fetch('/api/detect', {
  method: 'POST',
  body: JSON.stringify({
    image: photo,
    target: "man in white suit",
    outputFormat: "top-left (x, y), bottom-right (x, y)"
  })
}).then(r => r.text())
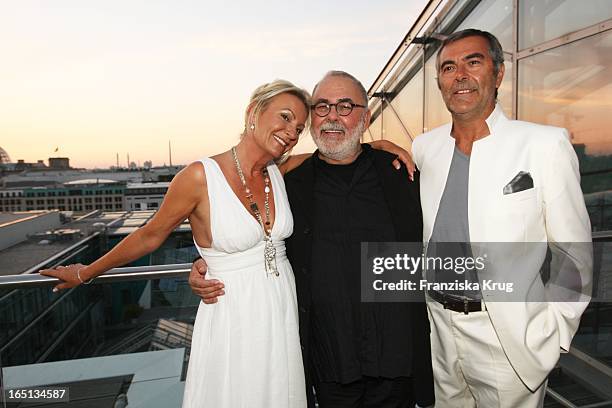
top-left (411, 29), bottom-right (592, 407)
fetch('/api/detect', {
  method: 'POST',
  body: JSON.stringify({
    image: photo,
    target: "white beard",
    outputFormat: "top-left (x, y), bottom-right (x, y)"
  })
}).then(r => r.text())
top-left (311, 118), bottom-right (364, 161)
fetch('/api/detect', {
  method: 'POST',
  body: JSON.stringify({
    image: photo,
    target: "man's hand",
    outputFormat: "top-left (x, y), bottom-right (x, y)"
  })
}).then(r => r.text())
top-left (189, 258), bottom-right (225, 303)
top-left (369, 139), bottom-right (416, 180)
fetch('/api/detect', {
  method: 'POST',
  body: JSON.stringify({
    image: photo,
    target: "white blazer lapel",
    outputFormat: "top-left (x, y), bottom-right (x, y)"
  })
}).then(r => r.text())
top-left (416, 128), bottom-right (455, 243)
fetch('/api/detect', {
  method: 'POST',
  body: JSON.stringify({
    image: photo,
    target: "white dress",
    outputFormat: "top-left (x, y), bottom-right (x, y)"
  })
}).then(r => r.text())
top-left (182, 158), bottom-right (306, 408)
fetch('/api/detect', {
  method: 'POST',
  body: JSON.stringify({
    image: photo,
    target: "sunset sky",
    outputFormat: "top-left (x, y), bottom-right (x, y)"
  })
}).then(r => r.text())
top-left (1, 0), bottom-right (428, 169)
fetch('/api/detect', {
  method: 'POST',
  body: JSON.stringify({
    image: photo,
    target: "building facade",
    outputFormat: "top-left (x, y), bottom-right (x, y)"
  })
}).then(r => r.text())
top-left (0, 181), bottom-right (173, 213)
top-left (367, 0), bottom-right (612, 231)
top-left (48, 157), bottom-right (70, 169)
top-left (124, 182), bottom-right (170, 211)
top-left (0, 189), bottom-right (24, 212)
top-left (0, 181), bottom-right (125, 212)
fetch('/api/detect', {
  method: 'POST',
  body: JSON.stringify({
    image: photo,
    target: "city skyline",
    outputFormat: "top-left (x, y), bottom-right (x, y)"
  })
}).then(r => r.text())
top-left (1, 0), bottom-right (428, 169)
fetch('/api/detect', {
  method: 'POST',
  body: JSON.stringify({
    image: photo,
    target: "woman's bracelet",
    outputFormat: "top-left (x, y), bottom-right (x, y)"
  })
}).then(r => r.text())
top-left (77, 267), bottom-right (94, 285)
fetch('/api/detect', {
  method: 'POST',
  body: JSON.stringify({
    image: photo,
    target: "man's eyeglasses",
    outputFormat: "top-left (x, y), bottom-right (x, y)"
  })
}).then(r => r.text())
top-left (311, 101), bottom-right (366, 117)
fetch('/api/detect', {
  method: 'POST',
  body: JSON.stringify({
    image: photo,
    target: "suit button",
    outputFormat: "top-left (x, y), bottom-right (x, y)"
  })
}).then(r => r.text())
top-left (303, 227), bottom-right (311, 235)
top-left (299, 307), bottom-right (308, 313)
top-left (301, 267), bottom-right (308, 275)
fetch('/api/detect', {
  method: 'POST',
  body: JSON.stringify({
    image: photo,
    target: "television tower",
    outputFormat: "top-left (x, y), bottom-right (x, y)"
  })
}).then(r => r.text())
top-left (168, 140), bottom-right (173, 167)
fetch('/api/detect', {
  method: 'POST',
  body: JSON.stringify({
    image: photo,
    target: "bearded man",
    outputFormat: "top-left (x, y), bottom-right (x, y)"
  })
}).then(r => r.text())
top-left (282, 71), bottom-right (433, 408)
top-left (190, 71), bottom-right (434, 408)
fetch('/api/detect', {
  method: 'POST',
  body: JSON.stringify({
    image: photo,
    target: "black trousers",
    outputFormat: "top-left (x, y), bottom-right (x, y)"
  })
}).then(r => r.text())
top-left (314, 376), bottom-right (415, 408)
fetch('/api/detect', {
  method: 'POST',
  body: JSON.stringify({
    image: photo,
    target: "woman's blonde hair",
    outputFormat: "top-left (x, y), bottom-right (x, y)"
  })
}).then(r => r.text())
top-left (243, 80), bottom-right (311, 163)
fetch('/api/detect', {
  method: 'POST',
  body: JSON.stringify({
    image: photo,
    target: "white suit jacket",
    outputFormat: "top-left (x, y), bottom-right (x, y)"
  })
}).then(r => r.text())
top-left (412, 104), bottom-right (592, 390)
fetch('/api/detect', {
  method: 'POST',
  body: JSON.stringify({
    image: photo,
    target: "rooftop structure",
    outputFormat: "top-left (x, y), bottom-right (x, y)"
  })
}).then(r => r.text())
top-left (0, 210), bottom-right (124, 275)
top-left (1, 166), bottom-right (182, 188)
top-left (0, 210), bottom-right (62, 254)
top-left (0, 211), bottom-right (41, 226)
top-left (64, 178), bottom-right (120, 185)
top-left (48, 157), bottom-right (70, 169)
top-left (0, 209), bottom-right (192, 275)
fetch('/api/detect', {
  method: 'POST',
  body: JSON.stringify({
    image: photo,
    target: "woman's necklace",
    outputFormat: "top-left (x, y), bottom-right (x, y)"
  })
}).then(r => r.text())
top-left (231, 146), bottom-right (278, 276)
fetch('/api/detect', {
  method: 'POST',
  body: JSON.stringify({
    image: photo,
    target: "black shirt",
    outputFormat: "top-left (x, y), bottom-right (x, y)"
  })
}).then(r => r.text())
top-left (309, 145), bottom-right (414, 383)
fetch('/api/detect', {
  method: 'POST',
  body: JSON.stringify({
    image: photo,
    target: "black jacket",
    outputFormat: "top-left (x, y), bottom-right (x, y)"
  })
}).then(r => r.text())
top-left (284, 147), bottom-right (435, 407)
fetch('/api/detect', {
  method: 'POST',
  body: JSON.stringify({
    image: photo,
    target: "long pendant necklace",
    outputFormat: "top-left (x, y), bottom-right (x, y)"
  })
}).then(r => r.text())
top-left (231, 146), bottom-right (279, 277)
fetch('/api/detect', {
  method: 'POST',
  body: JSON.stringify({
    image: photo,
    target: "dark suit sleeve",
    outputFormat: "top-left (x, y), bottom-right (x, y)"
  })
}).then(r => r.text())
top-left (283, 165), bottom-right (317, 407)
top-left (407, 172), bottom-right (434, 406)
top-left (412, 302), bottom-right (435, 406)
top-left (372, 152), bottom-right (434, 405)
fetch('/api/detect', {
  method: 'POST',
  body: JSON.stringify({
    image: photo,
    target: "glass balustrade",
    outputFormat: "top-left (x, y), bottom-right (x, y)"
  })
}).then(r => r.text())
top-left (1, 267), bottom-right (198, 407)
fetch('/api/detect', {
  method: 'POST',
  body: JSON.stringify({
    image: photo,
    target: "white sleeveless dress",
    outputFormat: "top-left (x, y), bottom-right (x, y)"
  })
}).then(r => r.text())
top-left (181, 158), bottom-right (306, 408)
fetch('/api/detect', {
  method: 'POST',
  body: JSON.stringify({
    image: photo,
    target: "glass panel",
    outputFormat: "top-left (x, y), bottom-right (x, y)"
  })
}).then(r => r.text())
top-left (1, 275), bottom-right (199, 407)
top-left (518, 31), bottom-right (612, 392)
top-left (381, 102), bottom-right (412, 152)
top-left (456, 0), bottom-right (513, 51)
top-left (391, 67), bottom-right (424, 139)
top-left (367, 113), bottom-right (383, 141)
top-left (424, 55), bottom-right (451, 132)
top-left (520, 0), bottom-right (612, 49)
top-left (518, 30), bottom-right (612, 222)
top-left (498, 59), bottom-right (513, 118)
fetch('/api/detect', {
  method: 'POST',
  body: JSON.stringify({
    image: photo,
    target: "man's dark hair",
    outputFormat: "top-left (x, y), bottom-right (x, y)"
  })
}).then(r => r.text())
top-left (436, 29), bottom-right (504, 75)
top-left (436, 29), bottom-right (505, 98)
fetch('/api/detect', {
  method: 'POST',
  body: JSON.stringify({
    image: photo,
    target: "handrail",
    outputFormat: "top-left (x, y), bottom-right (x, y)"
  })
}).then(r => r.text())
top-left (0, 263), bottom-right (192, 289)
top-left (593, 231), bottom-right (612, 240)
top-left (545, 388), bottom-right (577, 407)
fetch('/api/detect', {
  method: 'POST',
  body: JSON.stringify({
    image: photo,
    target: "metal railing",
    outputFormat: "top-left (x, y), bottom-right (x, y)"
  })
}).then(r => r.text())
top-left (0, 264), bottom-right (191, 290)
top-left (0, 263), bottom-right (195, 408)
top-left (2, 263), bottom-right (612, 407)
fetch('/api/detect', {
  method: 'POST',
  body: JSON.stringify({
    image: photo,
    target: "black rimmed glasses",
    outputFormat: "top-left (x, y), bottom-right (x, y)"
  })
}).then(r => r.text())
top-left (311, 101), bottom-right (366, 117)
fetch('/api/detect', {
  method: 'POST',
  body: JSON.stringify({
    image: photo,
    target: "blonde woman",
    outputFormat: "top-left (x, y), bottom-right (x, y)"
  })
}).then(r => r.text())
top-left (42, 80), bottom-right (312, 407)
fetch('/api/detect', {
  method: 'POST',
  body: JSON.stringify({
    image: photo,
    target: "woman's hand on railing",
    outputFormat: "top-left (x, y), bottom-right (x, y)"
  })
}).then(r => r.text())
top-left (40, 263), bottom-right (88, 292)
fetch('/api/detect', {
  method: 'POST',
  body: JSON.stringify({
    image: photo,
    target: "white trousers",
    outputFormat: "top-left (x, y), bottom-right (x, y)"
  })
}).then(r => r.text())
top-left (427, 299), bottom-right (547, 408)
